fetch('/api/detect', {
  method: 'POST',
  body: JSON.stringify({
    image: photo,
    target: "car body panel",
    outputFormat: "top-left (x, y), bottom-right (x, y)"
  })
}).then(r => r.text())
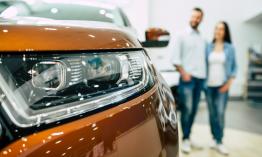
top-left (0, 7), bottom-right (179, 156)
top-left (0, 22), bottom-right (141, 52)
top-left (0, 85), bottom-right (178, 157)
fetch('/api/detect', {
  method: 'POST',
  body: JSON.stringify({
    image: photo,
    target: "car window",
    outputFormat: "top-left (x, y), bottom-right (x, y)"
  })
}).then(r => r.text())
top-left (0, 1), bottom-right (126, 26)
top-left (119, 8), bottom-right (132, 27)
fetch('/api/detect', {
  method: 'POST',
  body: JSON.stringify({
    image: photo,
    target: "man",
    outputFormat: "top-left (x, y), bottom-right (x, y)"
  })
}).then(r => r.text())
top-left (172, 8), bottom-right (206, 153)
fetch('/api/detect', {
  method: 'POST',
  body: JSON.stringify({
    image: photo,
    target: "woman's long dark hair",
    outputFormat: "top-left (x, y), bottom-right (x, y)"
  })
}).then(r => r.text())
top-left (213, 21), bottom-right (232, 44)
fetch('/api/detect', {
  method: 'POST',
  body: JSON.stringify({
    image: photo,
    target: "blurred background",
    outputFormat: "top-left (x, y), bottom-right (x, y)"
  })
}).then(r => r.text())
top-left (1, 0), bottom-right (262, 156)
top-left (117, 0), bottom-right (262, 98)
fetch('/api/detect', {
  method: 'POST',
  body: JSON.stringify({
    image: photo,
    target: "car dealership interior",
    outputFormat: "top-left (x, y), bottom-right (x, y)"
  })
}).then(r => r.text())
top-left (0, 0), bottom-right (262, 157)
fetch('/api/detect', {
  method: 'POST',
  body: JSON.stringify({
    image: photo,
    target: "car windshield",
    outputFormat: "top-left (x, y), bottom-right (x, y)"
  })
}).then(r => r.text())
top-left (0, 0), bottom-right (125, 26)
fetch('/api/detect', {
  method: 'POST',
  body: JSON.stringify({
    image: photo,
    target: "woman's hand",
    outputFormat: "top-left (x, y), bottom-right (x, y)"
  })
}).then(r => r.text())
top-left (219, 79), bottom-right (234, 93)
top-left (219, 83), bottom-right (230, 93)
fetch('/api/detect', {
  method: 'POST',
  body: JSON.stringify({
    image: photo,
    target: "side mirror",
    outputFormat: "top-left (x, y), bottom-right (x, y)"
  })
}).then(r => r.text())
top-left (141, 28), bottom-right (170, 48)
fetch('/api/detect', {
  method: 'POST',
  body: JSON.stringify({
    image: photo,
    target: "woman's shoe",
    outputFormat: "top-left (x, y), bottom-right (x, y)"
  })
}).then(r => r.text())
top-left (216, 144), bottom-right (229, 155)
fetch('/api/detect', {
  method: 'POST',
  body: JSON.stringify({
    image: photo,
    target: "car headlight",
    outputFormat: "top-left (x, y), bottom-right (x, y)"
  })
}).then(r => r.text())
top-left (0, 51), bottom-right (154, 128)
top-left (0, 122), bottom-right (2, 137)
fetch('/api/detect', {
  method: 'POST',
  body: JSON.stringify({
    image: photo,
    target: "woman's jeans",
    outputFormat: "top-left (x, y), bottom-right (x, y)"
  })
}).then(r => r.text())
top-left (179, 77), bottom-right (205, 140)
top-left (206, 86), bottom-right (229, 144)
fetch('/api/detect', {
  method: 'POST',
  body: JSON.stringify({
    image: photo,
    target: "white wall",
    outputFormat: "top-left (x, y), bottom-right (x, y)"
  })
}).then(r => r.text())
top-left (118, 0), bottom-right (149, 40)
top-left (149, 0), bottom-right (262, 97)
top-left (100, 0), bottom-right (149, 40)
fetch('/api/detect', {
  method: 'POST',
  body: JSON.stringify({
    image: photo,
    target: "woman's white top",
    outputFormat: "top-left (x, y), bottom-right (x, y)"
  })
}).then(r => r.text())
top-left (207, 51), bottom-right (226, 87)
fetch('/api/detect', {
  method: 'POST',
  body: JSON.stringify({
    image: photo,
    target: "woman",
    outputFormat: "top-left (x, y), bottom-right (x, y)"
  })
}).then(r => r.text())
top-left (206, 21), bottom-right (237, 155)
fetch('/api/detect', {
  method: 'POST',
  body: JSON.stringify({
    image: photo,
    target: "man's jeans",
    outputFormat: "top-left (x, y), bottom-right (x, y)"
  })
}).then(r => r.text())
top-left (206, 87), bottom-right (229, 144)
top-left (179, 77), bottom-right (205, 140)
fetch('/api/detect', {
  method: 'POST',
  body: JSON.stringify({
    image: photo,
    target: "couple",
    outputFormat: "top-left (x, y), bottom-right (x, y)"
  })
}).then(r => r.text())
top-left (172, 8), bottom-right (237, 155)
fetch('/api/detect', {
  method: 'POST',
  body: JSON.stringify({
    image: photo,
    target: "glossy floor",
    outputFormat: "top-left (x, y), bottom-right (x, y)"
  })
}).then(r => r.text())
top-left (179, 100), bottom-right (262, 157)
top-left (180, 124), bottom-right (262, 157)
top-left (195, 100), bottom-right (262, 134)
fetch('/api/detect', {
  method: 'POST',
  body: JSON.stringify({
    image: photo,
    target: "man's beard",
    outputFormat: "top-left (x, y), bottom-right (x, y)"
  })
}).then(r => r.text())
top-left (190, 22), bottom-right (199, 30)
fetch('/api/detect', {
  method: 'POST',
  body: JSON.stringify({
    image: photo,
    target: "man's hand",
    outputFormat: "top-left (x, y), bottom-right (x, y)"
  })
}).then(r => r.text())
top-left (175, 65), bottom-right (192, 82)
top-left (181, 72), bottom-right (192, 82)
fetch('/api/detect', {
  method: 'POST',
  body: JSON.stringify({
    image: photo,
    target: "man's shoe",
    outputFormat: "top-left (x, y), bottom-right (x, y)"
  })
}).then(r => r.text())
top-left (216, 144), bottom-right (229, 156)
top-left (191, 140), bottom-right (204, 150)
top-left (181, 139), bottom-right (191, 154)
top-left (210, 139), bottom-right (216, 149)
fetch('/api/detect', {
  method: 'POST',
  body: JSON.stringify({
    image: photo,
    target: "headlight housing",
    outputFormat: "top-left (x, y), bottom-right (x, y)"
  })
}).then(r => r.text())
top-left (0, 51), bottom-right (154, 128)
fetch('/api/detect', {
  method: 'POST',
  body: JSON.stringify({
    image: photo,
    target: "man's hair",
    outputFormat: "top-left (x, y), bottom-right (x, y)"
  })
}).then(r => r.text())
top-left (193, 7), bottom-right (204, 16)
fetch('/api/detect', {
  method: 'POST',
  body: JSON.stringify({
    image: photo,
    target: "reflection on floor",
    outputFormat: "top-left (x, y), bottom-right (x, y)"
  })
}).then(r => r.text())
top-left (178, 100), bottom-right (262, 157)
top-left (180, 124), bottom-right (262, 157)
top-left (195, 100), bottom-right (262, 134)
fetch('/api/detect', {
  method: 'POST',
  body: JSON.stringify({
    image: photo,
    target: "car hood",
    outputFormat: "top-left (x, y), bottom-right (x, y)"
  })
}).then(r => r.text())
top-left (0, 17), bottom-right (142, 52)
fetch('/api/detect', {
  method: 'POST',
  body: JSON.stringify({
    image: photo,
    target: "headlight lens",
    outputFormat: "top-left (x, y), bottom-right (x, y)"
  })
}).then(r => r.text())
top-left (32, 61), bottom-right (67, 90)
top-left (0, 51), bottom-right (154, 128)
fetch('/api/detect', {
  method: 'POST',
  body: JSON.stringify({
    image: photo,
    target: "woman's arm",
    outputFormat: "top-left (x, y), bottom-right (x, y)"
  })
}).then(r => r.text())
top-left (230, 46), bottom-right (237, 78)
top-left (219, 45), bottom-right (237, 93)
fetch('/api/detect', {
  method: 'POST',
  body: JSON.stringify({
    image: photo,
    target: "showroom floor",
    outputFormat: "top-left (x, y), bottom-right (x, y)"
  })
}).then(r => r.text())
top-left (196, 100), bottom-right (262, 134)
top-left (178, 100), bottom-right (262, 157)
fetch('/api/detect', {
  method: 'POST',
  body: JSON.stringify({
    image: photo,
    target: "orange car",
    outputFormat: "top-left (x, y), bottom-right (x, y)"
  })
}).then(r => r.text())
top-left (0, 1), bottom-right (179, 157)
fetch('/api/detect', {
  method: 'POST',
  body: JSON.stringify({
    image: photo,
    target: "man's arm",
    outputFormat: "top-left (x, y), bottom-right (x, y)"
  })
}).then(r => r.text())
top-left (172, 35), bottom-right (191, 82)
top-left (175, 65), bottom-right (191, 82)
